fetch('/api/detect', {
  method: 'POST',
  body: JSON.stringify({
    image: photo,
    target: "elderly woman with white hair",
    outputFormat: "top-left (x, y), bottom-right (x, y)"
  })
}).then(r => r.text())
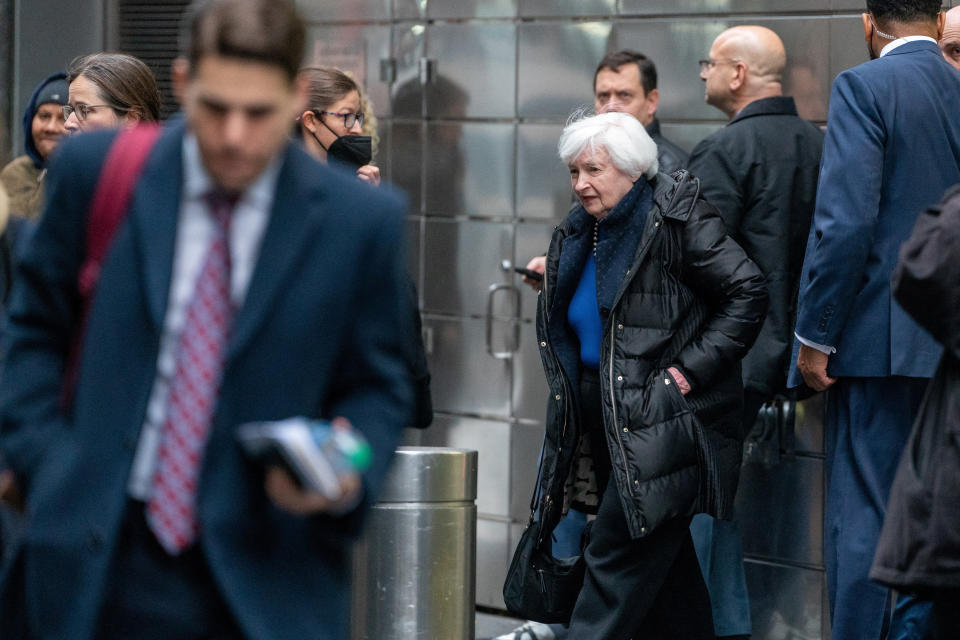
top-left (521, 111), bottom-right (768, 638)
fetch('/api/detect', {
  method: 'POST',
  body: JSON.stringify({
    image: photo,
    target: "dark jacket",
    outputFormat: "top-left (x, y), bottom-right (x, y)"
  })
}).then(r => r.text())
top-left (870, 184), bottom-right (960, 594)
top-left (688, 96), bottom-right (823, 397)
top-left (0, 123), bottom-right (412, 640)
top-left (646, 118), bottom-right (688, 174)
top-left (534, 170), bottom-right (767, 540)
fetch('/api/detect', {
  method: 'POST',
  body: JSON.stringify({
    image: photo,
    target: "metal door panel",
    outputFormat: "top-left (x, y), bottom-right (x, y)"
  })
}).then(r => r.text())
top-left (744, 560), bottom-right (825, 640)
top-left (391, 23), bottom-right (426, 119)
top-left (619, 0), bottom-right (830, 13)
top-left (295, 0), bottom-right (389, 23)
top-left (305, 24), bottom-right (392, 118)
top-left (517, 22), bottom-right (612, 118)
top-left (393, 0), bottom-right (426, 20)
top-left (612, 19), bottom-right (728, 122)
top-left (389, 122), bottom-right (423, 214)
top-left (425, 23), bottom-right (516, 118)
top-left (613, 17), bottom-right (834, 123)
top-left (405, 216), bottom-right (422, 292)
top-left (424, 123), bottom-right (515, 218)
top-left (830, 16), bottom-right (870, 80)
top-left (512, 321), bottom-right (550, 425)
top-left (477, 519), bottom-right (511, 608)
top-left (428, 0), bottom-right (517, 19)
top-left (509, 422), bottom-right (545, 521)
top-left (422, 219), bottom-right (513, 316)
top-left (515, 222), bottom-right (554, 319)
top-left (521, 0), bottom-right (615, 17)
top-left (794, 393), bottom-right (825, 455)
top-left (422, 316), bottom-right (512, 417)
top-left (658, 123), bottom-right (723, 158)
top-left (416, 415), bottom-right (512, 517)
top-left (737, 455), bottom-right (824, 566)
top-left (375, 119), bottom-right (391, 183)
top-left (517, 124), bottom-right (571, 220)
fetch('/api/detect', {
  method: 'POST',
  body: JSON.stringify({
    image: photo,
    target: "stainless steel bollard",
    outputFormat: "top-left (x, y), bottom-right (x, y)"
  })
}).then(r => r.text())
top-left (351, 447), bottom-right (478, 640)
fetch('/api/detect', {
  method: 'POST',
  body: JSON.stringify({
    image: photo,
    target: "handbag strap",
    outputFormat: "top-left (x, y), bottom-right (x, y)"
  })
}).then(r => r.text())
top-left (78, 124), bottom-right (162, 298)
top-left (61, 124), bottom-right (162, 407)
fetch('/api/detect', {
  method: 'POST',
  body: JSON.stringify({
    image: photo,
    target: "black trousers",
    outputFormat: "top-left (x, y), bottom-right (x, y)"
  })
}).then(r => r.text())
top-left (566, 369), bottom-right (715, 640)
top-left (95, 501), bottom-right (244, 640)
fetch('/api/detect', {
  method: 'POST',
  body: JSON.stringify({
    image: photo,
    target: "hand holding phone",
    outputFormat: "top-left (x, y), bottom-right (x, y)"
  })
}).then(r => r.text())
top-left (513, 266), bottom-right (543, 282)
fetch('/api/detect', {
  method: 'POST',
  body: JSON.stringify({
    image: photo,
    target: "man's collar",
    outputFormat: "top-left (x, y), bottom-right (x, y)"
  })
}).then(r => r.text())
top-left (181, 133), bottom-right (283, 209)
top-left (880, 35), bottom-right (938, 57)
top-left (729, 96), bottom-right (798, 125)
top-left (645, 117), bottom-right (661, 138)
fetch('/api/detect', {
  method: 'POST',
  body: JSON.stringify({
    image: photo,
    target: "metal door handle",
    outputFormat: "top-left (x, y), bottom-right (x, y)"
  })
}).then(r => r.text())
top-left (418, 58), bottom-right (435, 85)
top-left (486, 283), bottom-right (521, 359)
top-left (379, 58), bottom-right (397, 84)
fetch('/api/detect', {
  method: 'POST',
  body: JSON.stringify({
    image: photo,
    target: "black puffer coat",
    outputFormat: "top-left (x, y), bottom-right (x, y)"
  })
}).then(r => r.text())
top-left (534, 170), bottom-right (767, 540)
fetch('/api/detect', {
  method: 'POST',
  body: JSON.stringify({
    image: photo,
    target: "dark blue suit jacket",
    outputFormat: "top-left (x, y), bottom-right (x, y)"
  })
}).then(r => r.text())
top-left (0, 122), bottom-right (412, 639)
top-left (791, 41), bottom-right (960, 382)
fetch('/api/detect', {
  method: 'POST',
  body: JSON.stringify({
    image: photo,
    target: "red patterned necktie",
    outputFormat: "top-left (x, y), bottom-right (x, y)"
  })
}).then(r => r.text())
top-left (147, 192), bottom-right (236, 555)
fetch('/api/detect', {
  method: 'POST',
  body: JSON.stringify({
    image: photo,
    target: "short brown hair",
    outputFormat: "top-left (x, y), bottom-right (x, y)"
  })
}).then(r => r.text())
top-left (594, 50), bottom-right (658, 96)
top-left (67, 53), bottom-right (162, 122)
top-left (182, 0), bottom-right (305, 80)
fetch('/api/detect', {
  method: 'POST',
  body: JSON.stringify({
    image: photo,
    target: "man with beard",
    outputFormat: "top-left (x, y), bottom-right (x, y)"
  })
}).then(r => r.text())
top-left (790, 1), bottom-right (960, 639)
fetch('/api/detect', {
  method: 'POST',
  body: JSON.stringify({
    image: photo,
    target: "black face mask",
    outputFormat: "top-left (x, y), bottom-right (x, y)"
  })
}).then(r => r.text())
top-left (311, 118), bottom-right (373, 169)
top-left (327, 135), bottom-right (372, 169)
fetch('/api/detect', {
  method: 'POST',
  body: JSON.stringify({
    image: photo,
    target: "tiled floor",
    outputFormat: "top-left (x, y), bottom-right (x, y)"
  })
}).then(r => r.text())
top-left (475, 610), bottom-right (527, 639)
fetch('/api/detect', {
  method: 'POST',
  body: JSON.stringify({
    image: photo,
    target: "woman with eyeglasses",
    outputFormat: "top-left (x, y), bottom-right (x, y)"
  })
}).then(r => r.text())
top-left (63, 53), bottom-right (161, 134)
top-left (296, 65), bottom-right (431, 431)
top-left (297, 66), bottom-right (380, 186)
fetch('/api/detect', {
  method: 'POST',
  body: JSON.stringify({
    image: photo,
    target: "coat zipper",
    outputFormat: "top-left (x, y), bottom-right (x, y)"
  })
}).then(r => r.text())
top-left (608, 312), bottom-right (635, 505)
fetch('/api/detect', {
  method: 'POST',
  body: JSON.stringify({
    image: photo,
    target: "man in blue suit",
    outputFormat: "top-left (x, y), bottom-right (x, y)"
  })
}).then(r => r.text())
top-left (791, 1), bottom-right (960, 638)
top-left (0, 0), bottom-right (411, 638)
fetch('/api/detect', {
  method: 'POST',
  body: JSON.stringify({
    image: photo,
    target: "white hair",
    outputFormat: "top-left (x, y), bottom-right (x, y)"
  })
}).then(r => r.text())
top-left (557, 111), bottom-right (659, 180)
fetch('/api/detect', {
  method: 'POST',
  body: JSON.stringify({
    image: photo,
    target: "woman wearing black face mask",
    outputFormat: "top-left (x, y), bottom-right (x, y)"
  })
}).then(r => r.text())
top-left (297, 66), bottom-right (379, 186)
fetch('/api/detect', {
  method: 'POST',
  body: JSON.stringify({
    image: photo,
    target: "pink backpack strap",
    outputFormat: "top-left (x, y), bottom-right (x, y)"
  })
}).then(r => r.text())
top-left (78, 124), bottom-right (163, 298)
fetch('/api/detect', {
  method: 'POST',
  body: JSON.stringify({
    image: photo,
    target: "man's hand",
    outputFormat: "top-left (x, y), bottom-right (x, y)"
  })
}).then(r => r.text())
top-left (522, 256), bottom-right (546, 292)
top-left (797, 344), bottom-right (837, 391)
top-left (357, 164), bottom-right (381, 187)
top-left (265, 466), bottom-right (362, 515)
top-left (0, 469), bottom-right (24, 513)
top-left (263, 417), bottom-right (364, 516)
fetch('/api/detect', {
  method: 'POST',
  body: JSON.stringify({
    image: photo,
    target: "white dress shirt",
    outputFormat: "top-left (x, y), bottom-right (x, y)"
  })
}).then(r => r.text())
top-left (128, 133), bottom-right (281, 499)
top-left (795, 35), bottom-right (937, 356)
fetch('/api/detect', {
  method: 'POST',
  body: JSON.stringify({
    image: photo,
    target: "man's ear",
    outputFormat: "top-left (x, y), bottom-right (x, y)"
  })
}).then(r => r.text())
top-left (862, 13), bottom-right (872, 43)
top-left (937, 10), bottom-right (946, 41)
top-left (171, 57), bottom-right (191, 106)
top-left (292, 72), bottom-right (309, 120)
top-left (730, 61), bottom-right (747, 91)
top-left (645, 88), bottom-right (660, 119)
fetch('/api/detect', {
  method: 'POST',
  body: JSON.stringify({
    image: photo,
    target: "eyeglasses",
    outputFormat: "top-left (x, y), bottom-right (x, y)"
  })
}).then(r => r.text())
top-left (62, 103), bottom-right (127, 121)
top-left (316, 110), bottom-right (364, 129)
top-left (698, 58), bottom-right (740, 72)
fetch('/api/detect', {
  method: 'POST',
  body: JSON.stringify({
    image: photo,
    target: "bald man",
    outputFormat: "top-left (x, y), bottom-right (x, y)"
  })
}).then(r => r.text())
top-left (686, 26), bottom-right (824, 640)
top-left (941, 6), bottom-right (960, 70)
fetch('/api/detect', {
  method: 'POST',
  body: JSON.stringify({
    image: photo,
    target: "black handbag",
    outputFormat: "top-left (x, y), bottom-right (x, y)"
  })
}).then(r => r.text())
top-left (502, 516), bottom-right (588, 624)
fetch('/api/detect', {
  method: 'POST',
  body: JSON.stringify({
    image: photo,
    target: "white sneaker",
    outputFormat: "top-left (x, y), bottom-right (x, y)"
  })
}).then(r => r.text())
top-left (493, 621), bottom-right (556, 640)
